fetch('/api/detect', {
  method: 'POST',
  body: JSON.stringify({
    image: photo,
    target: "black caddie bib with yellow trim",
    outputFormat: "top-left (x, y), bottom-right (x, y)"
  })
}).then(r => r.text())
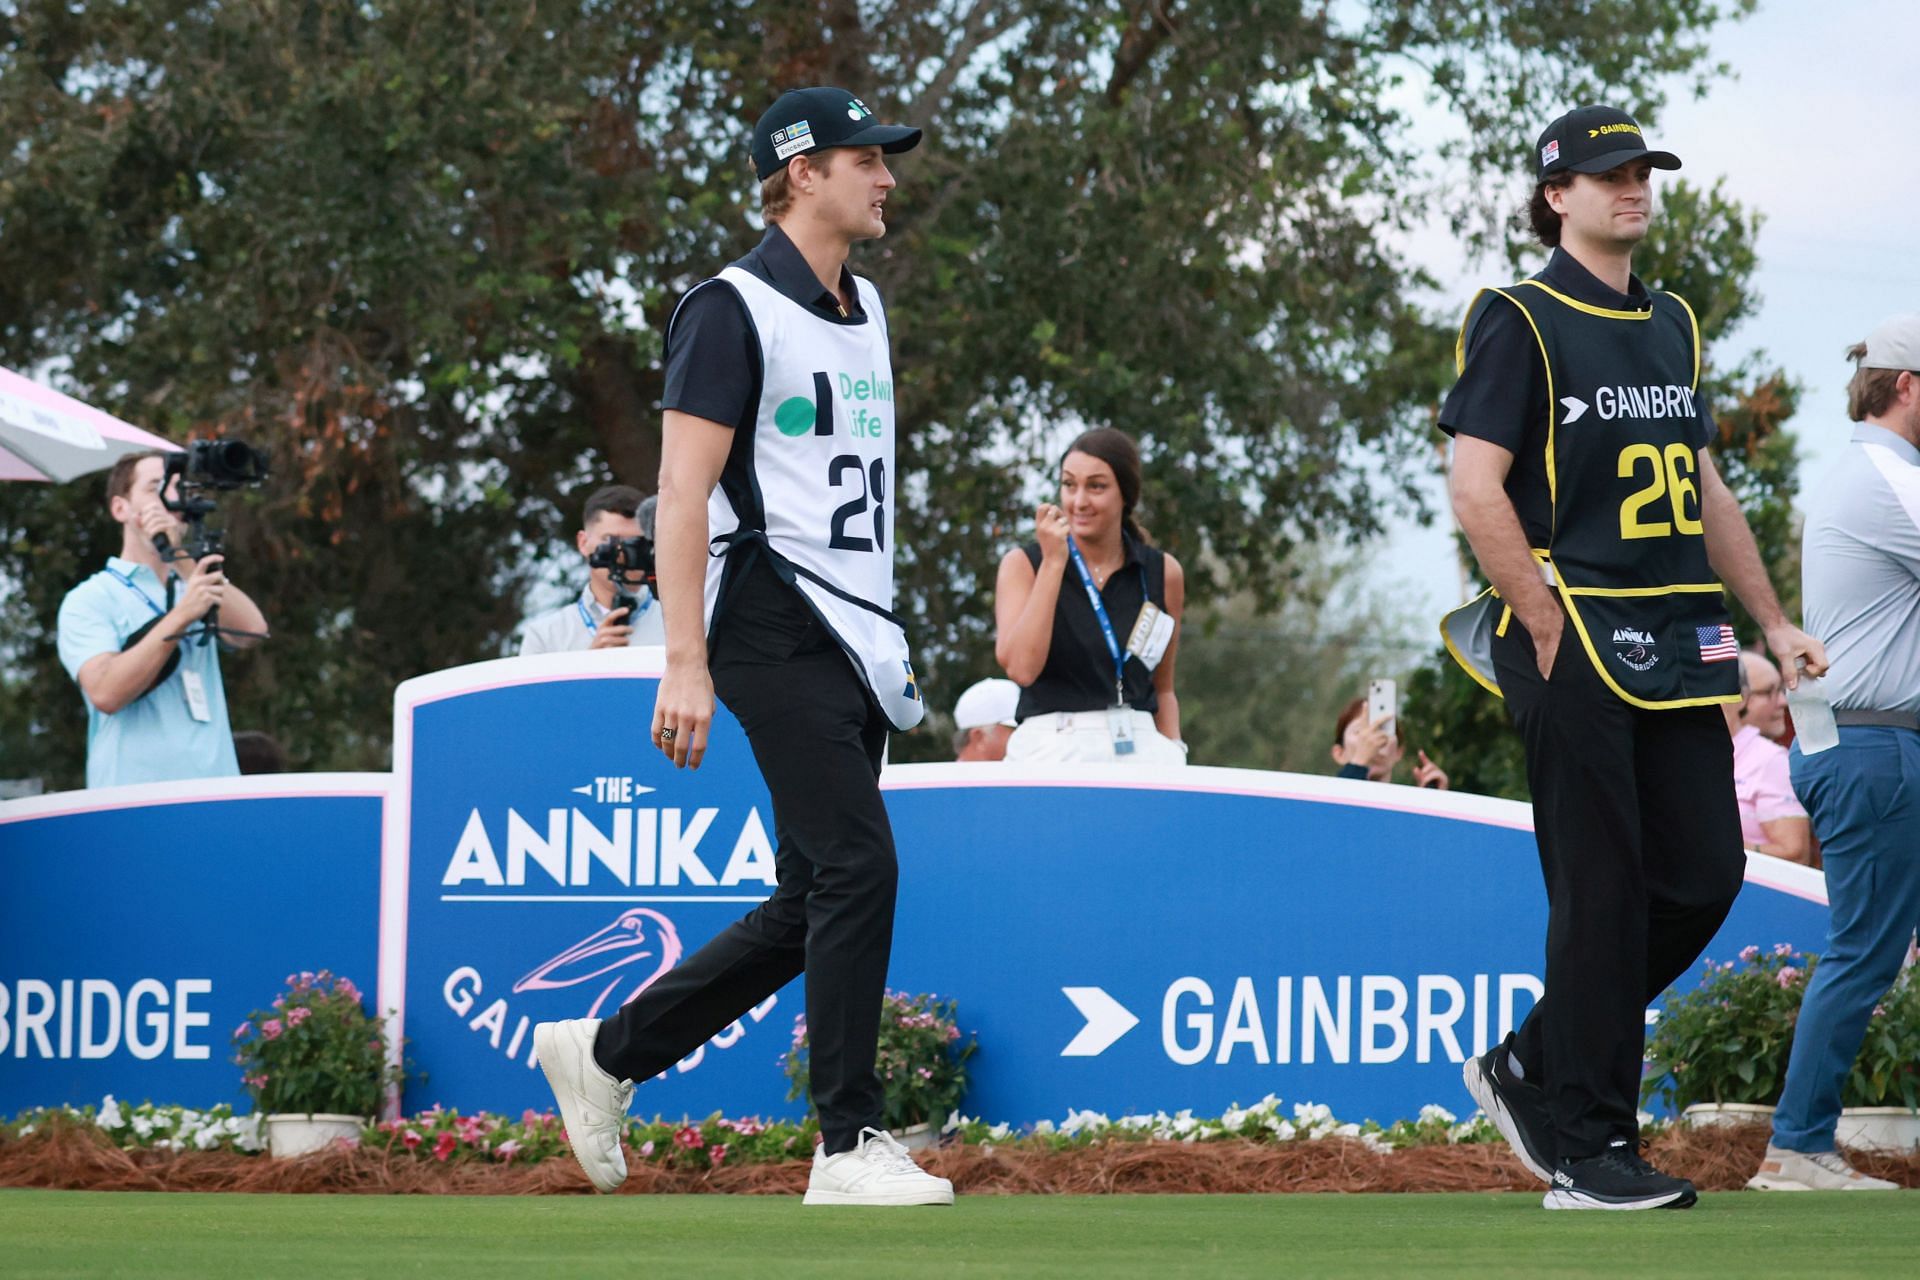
top-left (1439, 279), bottom-right (1739, 709)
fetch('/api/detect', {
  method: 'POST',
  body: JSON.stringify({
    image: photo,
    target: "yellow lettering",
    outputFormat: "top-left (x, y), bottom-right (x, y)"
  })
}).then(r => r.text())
top-left (1618, 444), bottom-right (1671, 540)
top-left (1664, 443), bottom-right (1703, 535)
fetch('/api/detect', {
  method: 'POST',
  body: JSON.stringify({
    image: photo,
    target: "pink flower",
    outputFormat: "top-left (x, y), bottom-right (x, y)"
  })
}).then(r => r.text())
top-left (709, 1144), bottom-right (728, 1168)
top-left (335, 977), bottom-right (360, 1002)
top-left (434, 1132), bottom-right (459, 1162)
top-left (401, 1129), bottom-right (422, 1150)
top-left (1874, 1004), bottom-right (1888, 1018)
top-left (494, 1140), bottom-right (522, 1162)
top-left (1777, 967), bottom-right (1801, 988)
top-left (946, 1027), bottom-right (961, 1042)
top-left (639, 1140), bottom-right (656, 1158)
top-left (732, 1117), bottom-right (765, 1136)
top-left (232, 1022), bottom-right (251, 1041)
top-left (288, 1007), bottom-right (311, 1028)
top-left (918, 1068), bottom-right (933, 1079)
top-left (1773, 943), bottom-right (1793, 957)
top-left (674, 1125), bottom-right (705, 1150)
top-left (521, 1109), bottom-right (543, 1126)
top-left (261, 1020), bottom-right (283, 1040)
top-left (1739, 945), bottom-right (1760, 962)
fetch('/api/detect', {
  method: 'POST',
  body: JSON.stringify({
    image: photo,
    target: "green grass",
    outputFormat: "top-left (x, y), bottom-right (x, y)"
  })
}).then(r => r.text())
top-left (2, 1190), bottom-right (1915, 1278)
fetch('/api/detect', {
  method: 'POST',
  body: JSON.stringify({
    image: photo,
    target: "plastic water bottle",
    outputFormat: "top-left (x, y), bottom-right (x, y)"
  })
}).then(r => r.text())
top-left (1786, 660), bottom-right (1839, 756)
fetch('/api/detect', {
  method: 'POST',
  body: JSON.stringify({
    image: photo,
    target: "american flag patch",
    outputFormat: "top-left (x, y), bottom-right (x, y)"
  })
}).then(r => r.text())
top-left (1696, 624), bottom-right (1738, 663)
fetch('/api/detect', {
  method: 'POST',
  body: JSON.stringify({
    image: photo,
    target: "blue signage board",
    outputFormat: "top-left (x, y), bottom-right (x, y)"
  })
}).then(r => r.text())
top-left (879, 767), bottom-right (1831, 1125)
top-left (385, 652), bottom-right (806, 1121)
top-left (4, 657), bottom-right (1833, 1129)
top-left (0, 778), bottom-right (384, 1115)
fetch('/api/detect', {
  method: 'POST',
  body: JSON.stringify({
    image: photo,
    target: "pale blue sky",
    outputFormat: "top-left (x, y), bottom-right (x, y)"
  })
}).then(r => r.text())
top-left (1377, 0), bottom-right (1920, 637)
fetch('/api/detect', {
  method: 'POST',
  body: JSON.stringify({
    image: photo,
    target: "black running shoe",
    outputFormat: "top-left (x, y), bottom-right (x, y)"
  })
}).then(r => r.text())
top-left (1462, 1035), bottom-right (1556, 1184)
top-left (1543, 1139), bottom-right (1698, 1211)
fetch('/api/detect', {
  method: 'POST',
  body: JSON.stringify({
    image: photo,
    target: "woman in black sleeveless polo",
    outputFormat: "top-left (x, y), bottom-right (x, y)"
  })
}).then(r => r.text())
top-left (994, 428), bottom-right (1186, 764)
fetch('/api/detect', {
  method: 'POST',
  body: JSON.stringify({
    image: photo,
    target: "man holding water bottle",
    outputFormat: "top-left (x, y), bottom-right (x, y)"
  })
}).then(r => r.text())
top-left (1750, 316), bottom-right (1920, 1193)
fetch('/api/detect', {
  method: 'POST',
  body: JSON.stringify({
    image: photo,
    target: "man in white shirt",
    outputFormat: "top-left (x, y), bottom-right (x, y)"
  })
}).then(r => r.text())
top-left (519, 485), bottom-right (665, 654)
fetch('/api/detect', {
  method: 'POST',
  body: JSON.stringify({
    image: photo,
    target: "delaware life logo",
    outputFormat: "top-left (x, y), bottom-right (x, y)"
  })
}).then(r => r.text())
top-left (430, 773), bottom-right (781, 1078)
top-left (774, 369), bottom-right (893, 439)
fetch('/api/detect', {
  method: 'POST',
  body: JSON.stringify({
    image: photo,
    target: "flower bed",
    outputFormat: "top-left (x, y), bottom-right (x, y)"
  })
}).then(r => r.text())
top-left (7, 1094), bottom-right (1913, 1195)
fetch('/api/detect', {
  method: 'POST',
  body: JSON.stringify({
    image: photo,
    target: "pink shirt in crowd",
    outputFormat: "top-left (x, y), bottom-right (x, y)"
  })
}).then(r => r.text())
top-left (1731, 725), bottom-right (1808, 847)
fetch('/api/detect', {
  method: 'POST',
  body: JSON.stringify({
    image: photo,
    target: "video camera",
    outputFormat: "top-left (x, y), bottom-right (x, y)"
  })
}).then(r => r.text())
top-left (586, 535), bottom-right (655, 618)
top-left (157, 438), bottom-right (270, 644)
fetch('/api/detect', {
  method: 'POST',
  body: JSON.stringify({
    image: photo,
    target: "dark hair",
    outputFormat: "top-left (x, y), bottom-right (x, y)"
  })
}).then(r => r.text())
top-left (581, 483), bottom-right (643, 528)
top-left (232, 730), bottom-right (288, 775)
top-left (1061, 427), bottom-right (1149, 544)
top-left (1526, 175), bottom-right (1574, 248)
top-left (105, 449), bottom-right (165, 512)
top-left (1845, 342), bottom-right (1915, 422)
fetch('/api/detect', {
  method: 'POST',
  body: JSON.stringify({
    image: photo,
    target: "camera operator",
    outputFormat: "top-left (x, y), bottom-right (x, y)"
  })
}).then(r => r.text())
top-left (55, 450), bottom-right (269, 788)
top-left (519, 485), bottom-right (665, 655)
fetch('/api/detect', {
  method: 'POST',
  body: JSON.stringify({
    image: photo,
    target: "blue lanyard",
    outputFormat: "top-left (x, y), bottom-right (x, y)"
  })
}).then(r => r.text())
top-left (105, 567), bottom-right (169, 618)
top-left (578, 591), bottom-right (651, 633)
top-left (1066, 537), bottom-right (1130, 705)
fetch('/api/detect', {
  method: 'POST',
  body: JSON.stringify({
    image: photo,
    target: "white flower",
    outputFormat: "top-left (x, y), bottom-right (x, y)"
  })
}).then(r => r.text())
top-left (1418, 1104), bottom-right (1457, 1126)
top-left (131, 1117), bottom-right (154, 1140)
top-left (1031, 1119), bottom-right (1056, 1136)
top-left (988, 1123), bottom-right (1012, 1141)
top-left (1220, 1106), bottom-right (1249, 1130)
top-left (1360, 1131), bottom-right (1394, 1154)
top-left (1058, 1109), bottom-right (1111, 1138)
top-left (194, 1126), bottom-right (223, 1151)
top-left (96, 1096), bottom-right (124, 1130)
top-left (1333, 1122), bottom-right (1361, 1139)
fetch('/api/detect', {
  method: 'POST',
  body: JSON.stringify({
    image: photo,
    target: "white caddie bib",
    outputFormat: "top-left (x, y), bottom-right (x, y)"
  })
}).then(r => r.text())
top-left (693, 266), bottom-right (924, 731)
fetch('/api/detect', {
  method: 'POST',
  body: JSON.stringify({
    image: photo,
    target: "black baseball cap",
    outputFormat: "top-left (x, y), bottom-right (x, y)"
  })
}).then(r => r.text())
top-left (1534, 106), bottom-right (1680, 182)
top-left (752, 86), bottom-right (922, 181)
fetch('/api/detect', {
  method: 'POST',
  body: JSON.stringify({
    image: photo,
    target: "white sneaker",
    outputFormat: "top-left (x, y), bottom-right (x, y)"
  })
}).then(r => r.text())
top-left (803, 1127), bottom-right (955, 1206)
top-left (1747, 1144), bottom-right (1899, 1191)
top-left (532, 1019), bottom-right (634, 1193)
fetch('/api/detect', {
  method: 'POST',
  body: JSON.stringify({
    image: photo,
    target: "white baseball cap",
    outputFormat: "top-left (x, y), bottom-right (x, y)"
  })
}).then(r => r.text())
top-left (1858, 314), bottom-right (1920, 371)
top-left (953, 678), bottom-right (1020, 730)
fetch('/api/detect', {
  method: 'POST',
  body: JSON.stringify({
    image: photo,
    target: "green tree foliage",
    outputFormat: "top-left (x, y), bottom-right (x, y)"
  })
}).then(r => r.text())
top-left (1400, 178), bottom-right (1805, 801)
top-left (0, 1), bottom-right (1757, 786)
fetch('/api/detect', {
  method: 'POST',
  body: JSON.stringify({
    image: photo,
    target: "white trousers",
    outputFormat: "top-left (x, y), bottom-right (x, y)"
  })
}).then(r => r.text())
top-left (1004, 710), bottom-right (1188, 766)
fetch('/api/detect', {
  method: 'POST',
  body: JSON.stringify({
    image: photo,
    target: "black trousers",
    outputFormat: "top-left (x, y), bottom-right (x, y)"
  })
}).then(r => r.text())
top-left (593, 582), bottom-right (897, 1155)
top-left (1493, 617), bottom-right (1744, 1159)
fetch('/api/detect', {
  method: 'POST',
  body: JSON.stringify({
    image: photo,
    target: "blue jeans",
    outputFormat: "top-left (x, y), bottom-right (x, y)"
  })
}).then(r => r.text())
top-left (1772, 727), bottom-right (1920, 1151)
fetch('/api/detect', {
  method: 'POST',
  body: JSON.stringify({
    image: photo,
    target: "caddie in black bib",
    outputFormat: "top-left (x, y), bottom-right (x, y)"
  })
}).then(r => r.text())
top-left (1442, 279), bottom-right (1739, 708)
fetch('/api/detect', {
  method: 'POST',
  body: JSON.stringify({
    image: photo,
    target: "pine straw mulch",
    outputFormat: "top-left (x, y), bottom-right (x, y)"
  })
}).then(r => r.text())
top-left (3, 1119), bottom-right (1915, 1196)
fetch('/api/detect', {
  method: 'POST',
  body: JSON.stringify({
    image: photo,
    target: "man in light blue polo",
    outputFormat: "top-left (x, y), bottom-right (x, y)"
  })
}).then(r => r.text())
top-left (1749, 316), bottom-right (1920, 1193)
top-left (56, 451), bottom-right (270, 789)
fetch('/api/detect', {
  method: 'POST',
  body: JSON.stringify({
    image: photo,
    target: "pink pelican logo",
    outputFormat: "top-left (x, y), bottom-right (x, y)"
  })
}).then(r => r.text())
top-left (513, 908), bottom-right (685, 1019)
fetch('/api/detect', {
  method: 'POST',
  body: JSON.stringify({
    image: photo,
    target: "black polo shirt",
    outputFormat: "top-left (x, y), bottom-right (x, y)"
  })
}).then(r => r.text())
top-left (1438, 248), bottom-right (1714, 548)
top-left (1014, 533), bottom-right (1168, 720)
top-left (662, 225), bottom-right (882, 653)
top-left (661, 223), bottom-right (872, 433)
